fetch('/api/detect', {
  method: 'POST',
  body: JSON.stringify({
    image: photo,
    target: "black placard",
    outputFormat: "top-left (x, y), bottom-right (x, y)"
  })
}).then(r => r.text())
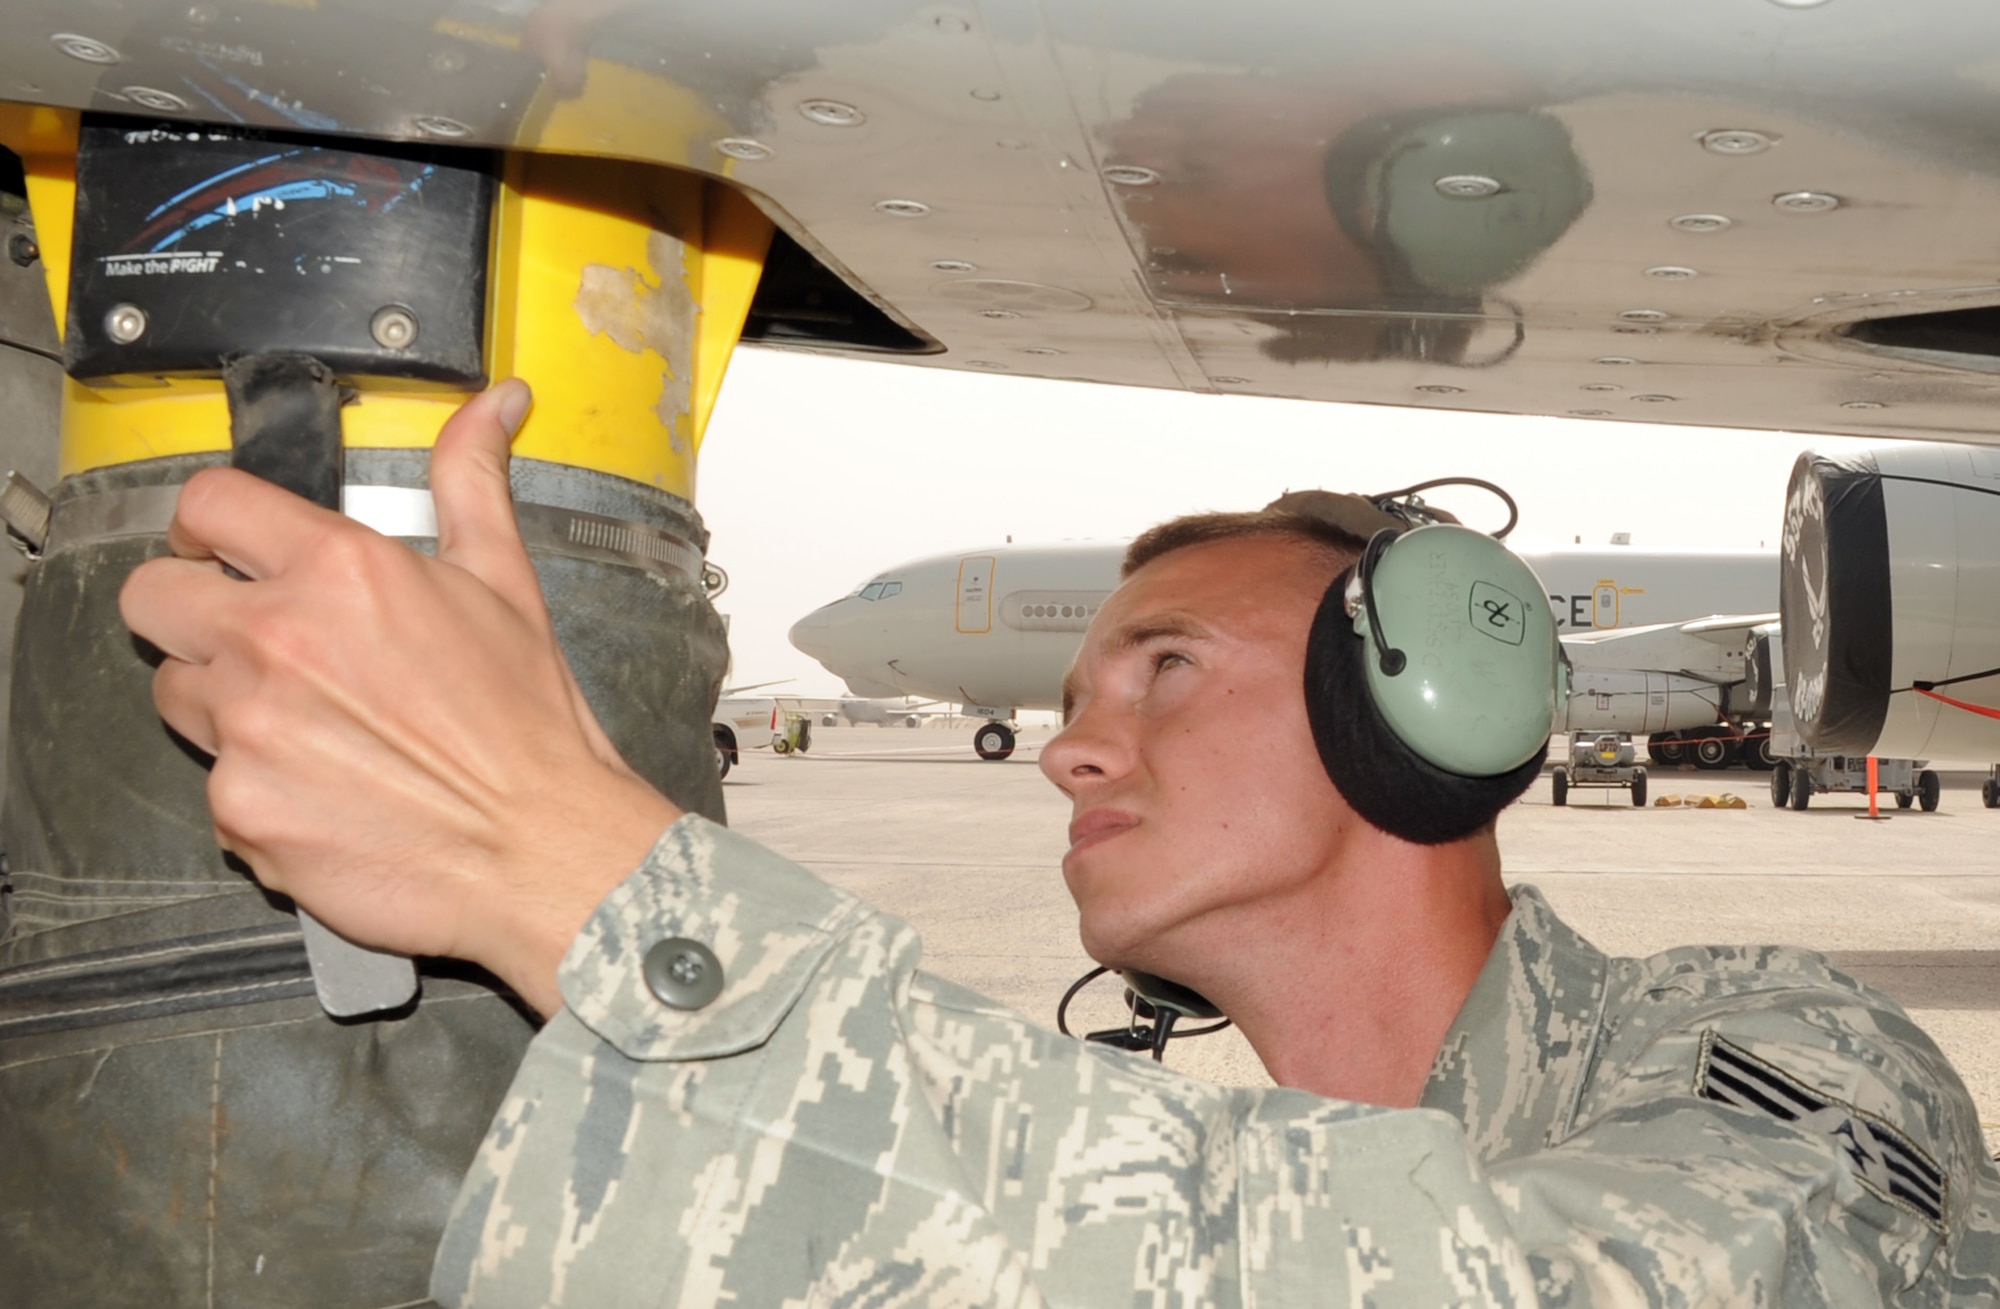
top-left (66, 115), bottom-right (493, 386)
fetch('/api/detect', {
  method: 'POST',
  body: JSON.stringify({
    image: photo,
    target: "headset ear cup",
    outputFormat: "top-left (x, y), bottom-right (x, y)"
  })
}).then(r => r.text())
top-left (1306, 568), bottom-right (1546, 845)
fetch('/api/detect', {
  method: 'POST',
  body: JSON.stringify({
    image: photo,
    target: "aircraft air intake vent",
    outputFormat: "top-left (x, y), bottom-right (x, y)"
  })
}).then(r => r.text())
top-left (1003, 591), bottom-right (1108, 632)
top-left (1841, 305), bottom-right (2000, 373)
top-left (741, 227), bottom-right (938, 355)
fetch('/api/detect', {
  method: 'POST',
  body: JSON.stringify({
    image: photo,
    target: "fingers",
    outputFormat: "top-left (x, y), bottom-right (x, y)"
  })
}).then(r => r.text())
top-left (166, 467), bottom-right (349, 578)
top-left (119, 554), bottom-right (249, 666)
top-left (430, 380), bottom-right (549, 619)
top-left (150, 657), bottom-right (218, 756)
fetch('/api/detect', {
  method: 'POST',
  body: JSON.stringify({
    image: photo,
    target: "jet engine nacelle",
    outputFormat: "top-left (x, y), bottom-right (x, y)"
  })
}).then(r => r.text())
top-left (1781, 442), bottom-right (2000, 759)
top-left (1558, 669), bottom-right (1726, 735)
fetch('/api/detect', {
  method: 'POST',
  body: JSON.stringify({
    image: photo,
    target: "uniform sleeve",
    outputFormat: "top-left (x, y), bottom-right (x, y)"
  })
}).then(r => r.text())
top-left (1481, 970), bottom-right (2000, 1306)
top-left (427, 817), bottom-right (1998, 1307)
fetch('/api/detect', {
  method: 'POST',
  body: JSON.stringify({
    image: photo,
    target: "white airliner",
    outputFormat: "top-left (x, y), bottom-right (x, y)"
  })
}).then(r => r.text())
top-left (790, 540), bottom-right (1775, 759)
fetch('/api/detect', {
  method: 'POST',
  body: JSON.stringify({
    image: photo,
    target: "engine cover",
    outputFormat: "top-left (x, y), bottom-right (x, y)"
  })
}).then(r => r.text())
top-left (1781, 443), bottom-right (2000, 758)
top-left (1558, 669), bottom-right (1724, 735)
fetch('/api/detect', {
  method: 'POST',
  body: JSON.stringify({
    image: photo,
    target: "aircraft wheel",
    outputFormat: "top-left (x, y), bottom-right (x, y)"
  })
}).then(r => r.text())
top-left (1983, 778), bottom-right (1999, 809)
top-left (1789, 771), bottom-right (1812, 810)
top-left (1692, 732), bottom-right (1736, 771)
top-left (1744, 734), bottom-right (1777, 771)
top-left (1630, 768), bottom-right (1647, 807)
top-left (1647, 732), bottom-right (1686, 766)
top-left (1551, 767), bottom-right (1568, 807)
top-left (1894, 791), bottom-right (1914, 810)
top-left (974, 722), bottom-right (1017, 761)
top-left (1920, 769), bottom-right (1942, 812)
top-left (773, 739), bottom-right (791, 755)
top-left (1770, 761), bottom-right (1791, 809)
top-left (822, 713), bottom-right (839, 727)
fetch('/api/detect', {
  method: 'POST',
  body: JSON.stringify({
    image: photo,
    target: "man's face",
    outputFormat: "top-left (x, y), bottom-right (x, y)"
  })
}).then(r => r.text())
top-left (1040, 534), bottom-right (1356, 975)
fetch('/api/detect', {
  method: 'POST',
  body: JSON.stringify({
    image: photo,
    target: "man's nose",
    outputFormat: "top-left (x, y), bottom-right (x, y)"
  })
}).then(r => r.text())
top-left (1039, 706), bottom-right (1125, 792)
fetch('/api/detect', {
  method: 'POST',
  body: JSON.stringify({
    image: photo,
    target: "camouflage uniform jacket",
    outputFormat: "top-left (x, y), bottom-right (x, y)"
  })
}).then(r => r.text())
top-left (432, 816), bottom-right (2000, 1306)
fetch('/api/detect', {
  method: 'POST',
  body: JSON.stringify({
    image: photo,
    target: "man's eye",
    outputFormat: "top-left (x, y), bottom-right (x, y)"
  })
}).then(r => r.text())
top-left (1151, 650), bottom-right (1191, 673)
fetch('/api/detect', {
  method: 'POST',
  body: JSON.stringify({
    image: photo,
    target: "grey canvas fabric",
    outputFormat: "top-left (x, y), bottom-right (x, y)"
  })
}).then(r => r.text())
top-left (434, 816), bottom-right (2000, 1306)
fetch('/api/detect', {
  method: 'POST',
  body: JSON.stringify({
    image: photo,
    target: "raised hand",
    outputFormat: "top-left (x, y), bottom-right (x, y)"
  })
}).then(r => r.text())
top-left (119, 381), bottom-right (681, 1016)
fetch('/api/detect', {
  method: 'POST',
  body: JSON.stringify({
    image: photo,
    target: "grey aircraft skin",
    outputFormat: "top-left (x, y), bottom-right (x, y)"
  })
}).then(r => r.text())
top-left (6, 2), bottom-right (2000, 443)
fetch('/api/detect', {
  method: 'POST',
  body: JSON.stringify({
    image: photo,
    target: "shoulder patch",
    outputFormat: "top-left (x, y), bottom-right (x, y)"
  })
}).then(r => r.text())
top-left (1695, 1030), bottom-right (1946, 1230)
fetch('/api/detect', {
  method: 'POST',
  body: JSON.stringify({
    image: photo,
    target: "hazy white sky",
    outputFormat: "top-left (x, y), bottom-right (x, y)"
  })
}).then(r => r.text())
top-left (698, 348), bottom-right (1812, 694)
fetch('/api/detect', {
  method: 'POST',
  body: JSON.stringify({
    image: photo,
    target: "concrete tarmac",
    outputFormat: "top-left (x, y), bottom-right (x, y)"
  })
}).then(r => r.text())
top-left (724, 723), bottom-right (2000, 1151)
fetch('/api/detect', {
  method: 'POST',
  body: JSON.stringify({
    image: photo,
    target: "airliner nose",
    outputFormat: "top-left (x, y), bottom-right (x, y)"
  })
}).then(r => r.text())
top-left (788, 604), bottom-right (835, 661)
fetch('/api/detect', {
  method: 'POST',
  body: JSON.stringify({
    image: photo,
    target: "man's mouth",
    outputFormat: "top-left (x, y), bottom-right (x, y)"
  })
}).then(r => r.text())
top-left (1067, 809), bottom-right (1137, 854)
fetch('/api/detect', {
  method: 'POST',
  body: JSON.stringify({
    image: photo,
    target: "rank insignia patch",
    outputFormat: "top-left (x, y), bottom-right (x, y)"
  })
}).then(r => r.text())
top-left (1695, 1030), bottom-right (1945, 1229)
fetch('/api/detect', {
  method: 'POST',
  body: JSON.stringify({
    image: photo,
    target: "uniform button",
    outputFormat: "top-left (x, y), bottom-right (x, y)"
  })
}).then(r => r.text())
top-left (643, 938), bottom-right (724, 1010)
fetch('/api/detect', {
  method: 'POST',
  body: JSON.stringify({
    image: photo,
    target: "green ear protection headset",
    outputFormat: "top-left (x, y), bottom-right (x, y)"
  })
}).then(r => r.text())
top-left (1296, 480), bottom-right (1564, 844)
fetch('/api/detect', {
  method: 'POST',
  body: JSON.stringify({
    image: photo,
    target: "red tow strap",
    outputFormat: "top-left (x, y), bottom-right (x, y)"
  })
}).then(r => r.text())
top-left (1913, 686), bottom-right (2000, 721)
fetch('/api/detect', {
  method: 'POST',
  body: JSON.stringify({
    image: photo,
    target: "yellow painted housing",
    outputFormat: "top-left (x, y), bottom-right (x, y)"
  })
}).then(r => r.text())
top-left (0, 103), bottom-right (770, 499)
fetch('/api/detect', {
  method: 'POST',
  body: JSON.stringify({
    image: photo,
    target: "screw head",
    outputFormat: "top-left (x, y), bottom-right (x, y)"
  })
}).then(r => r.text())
top-left (965, 360), bottom-right (1008, 369)
top-left (1701, 129), bottom-right (1773, 155)
top-left (104, 303), bottom-right (147, 344)
top-left (51, 33), bottom-right (119, 64)
top-left (1671, 213), bottom-right (1732, 233)
top-left (414, 116), bottom-right (473, 139)
top-left (1841, 399), bottom-right (1885, 410)
top-left (1774, 190), bottom-right (1841, 214)
top-left (978, 308), bottom-right (1020, 320)
top-left (930, 259), bottom-right (977, 273)
top-left (875, 199), bottom-right (930, 217)
top-left (1102, 165), bottom-right (1159, 187)
top-left (370, 305), bottom-right (419, 350)
top-left (1620, 309), bottom-right (1670, 323)
top-left (1633, 393), bottom-right (1676, 403)
top-left (1646, 265), bottom-right (1700, 280)
top-left (1595, 356), bottom-right (1638, 366)
top-left (969, 88), bottom-right (1002, 102)
top-left (1570, 409), bottom-right (1613, 417)
top-left (1212, 376), bottom-right (1249, 385)
top-left (1580, 383), bottom-right (1620, 392)
top-left (123, 86), bottom-right (190, 113)
top-left (714, 137), bottom-right (772, 161)
top-left (1612, 325), bottom-right (1658, 335)
top-left (799, 99), bottom-right (866, 127)
top-left (7, 232), bottom-right (38, 268)
top-left (1018, 346), bottom-right (1062, 356)
top-left (1435, 174), bottom-right (1503, 199)
top-left (1415, 383), bottom-right (1465, 394)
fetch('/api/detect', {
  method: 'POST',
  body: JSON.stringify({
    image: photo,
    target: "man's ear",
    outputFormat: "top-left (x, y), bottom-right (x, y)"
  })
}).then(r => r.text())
top-left (1303, 566), bottom-right (1545, 846)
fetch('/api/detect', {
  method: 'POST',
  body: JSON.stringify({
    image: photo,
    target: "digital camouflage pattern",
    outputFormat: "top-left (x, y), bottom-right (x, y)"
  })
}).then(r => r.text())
top-left (433, 817), bottom-right (2000, 1306)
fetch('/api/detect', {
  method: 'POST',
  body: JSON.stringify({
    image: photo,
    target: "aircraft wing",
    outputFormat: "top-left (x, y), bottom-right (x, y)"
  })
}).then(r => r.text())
top-left (1562, 613), bottom-right (1778, 683)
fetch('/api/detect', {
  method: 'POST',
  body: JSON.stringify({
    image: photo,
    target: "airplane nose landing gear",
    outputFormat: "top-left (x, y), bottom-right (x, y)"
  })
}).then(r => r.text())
top-left (974, 720), bottom-right (1017, 760)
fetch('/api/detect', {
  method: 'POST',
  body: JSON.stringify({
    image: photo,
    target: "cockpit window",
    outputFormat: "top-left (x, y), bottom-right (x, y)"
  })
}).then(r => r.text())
top-left (860, 582), bottom-right (886, 600)
top-left (856, 580), bottom-right (903, 601)
top-left (879, 581), bottom-right (902, 599)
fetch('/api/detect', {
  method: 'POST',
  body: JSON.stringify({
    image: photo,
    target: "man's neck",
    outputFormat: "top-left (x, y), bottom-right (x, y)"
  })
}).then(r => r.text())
top-left (1179, 831), bottom-right (1512, 1108)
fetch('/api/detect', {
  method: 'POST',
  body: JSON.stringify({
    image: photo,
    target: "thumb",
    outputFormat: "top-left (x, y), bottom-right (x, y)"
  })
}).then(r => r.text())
top-left (430, 380), bottom-right (542, 616)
